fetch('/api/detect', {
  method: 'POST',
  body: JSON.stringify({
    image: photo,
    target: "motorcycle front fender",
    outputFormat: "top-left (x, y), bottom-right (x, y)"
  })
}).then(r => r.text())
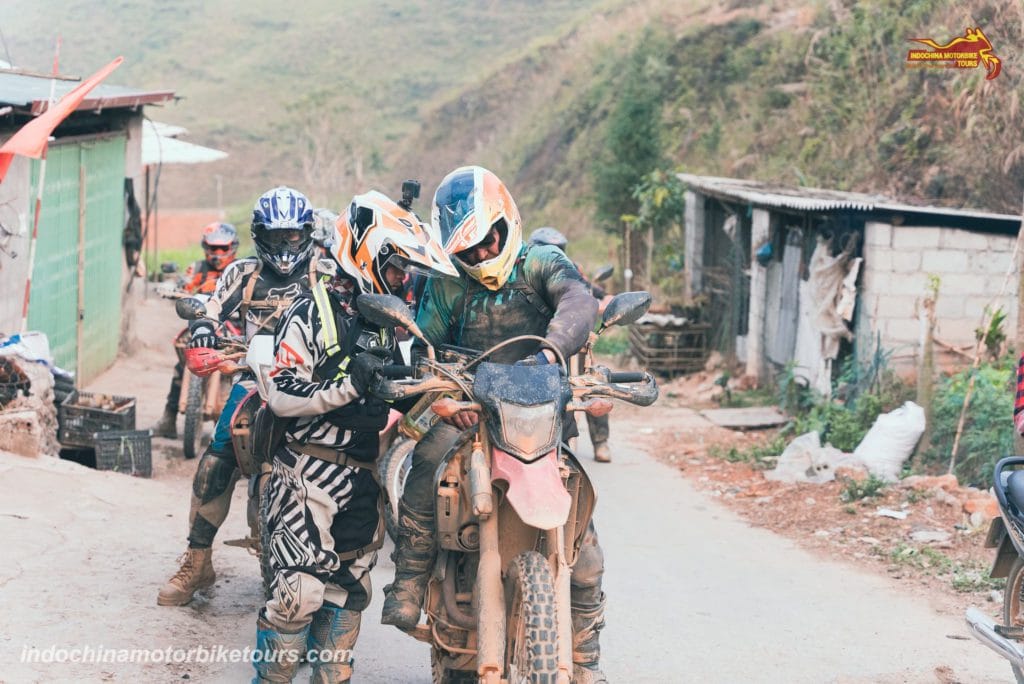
top-left (491, 449), bottom-right (571, 531)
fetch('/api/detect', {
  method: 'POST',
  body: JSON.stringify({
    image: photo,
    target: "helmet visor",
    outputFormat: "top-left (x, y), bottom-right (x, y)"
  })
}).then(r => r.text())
top-left (434, 172), bottom-right (477, 246)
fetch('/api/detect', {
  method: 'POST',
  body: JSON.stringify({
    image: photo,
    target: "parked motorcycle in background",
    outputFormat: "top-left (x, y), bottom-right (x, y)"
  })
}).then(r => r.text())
top-left (966, 457), bottom-right (1024, 682)
top-left (358, 290), bottom-right (658, 683)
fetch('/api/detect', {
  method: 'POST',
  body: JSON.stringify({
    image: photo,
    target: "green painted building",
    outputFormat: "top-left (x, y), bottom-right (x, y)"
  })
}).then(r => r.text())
top-left (0, 69), bottom-right (173, 384)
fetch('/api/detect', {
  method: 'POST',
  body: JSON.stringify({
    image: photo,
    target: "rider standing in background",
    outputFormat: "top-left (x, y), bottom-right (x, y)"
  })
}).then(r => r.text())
top-left (157, 187), bottom-right (321, 607)
top-left (381, 166), bottom-right (609, 683)
top-left (528, 226), bottom-right (614, 463)
top-left (253, 191), bottom-right (456, 683)
top-left (152, 222), bottom-right (239, 439)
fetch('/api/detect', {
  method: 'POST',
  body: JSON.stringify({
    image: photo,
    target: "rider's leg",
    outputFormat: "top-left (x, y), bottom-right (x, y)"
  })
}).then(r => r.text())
top-left (153, 361), bottom-right (184, 438)
top-left (260, 447), bottom-right (378, 683)
top-left (586, 412), bottom-right (611, 463)
top-left (157, 382), bottom-right (247, 606)
top-left (571, 521), bottom-right (608, 683)
top-left (381, 422), bottom-right (463, 630)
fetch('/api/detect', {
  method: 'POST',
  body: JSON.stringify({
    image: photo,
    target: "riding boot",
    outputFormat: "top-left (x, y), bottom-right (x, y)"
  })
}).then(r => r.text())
top-left (381, 503), bottom-right (435, 630)
top-left (153, 407), bottom-right (179, 439)
top-left (308, 605), bottom-right (361, 683)
top-left (156, 547), bottom-right (215, 606)
top-left (253, 612), bottom-right (307, 683)
top-left (591, 441), bottom-right (612, 463)
top-left (571, 586), bottom-right (607, 684)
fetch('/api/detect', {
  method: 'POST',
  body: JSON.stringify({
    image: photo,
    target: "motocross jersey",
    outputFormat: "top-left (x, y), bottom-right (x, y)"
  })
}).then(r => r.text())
top-left (191, 256), bottom-right (318, 342)
top-left (267, 282), bottom-right (401, 461)
top-left (180, 258), bottom-right (231, 295)
top-left (416, 244), bottom-right (598, 364)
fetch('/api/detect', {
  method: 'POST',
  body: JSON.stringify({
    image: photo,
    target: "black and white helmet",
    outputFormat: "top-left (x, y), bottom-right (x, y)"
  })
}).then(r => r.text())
top-left (251, 186), bottom-right (315, 276)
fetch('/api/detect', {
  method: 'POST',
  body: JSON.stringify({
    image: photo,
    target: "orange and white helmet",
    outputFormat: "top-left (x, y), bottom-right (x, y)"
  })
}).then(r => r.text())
top-left (432, 166), bottom-right (522, 291)
top-left (331, 190), bottom-right (458, 296)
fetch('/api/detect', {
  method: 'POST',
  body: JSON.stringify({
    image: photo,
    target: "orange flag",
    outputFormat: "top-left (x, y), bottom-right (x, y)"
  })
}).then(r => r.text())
top-left (0, 56), bottom-right (124, 183)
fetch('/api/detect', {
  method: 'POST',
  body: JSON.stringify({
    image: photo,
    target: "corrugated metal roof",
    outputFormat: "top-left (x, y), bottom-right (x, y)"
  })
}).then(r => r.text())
top-left (677, 173), bottom-right (1019, 223)
top-left (0, 69), bottom-right (174, 113)
top-left (142, 119), bottom-right (227, 166)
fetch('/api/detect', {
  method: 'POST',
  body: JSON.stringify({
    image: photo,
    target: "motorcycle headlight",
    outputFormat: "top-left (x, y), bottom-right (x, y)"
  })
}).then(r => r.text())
top-left (494, 401), bottom-right (559, 461)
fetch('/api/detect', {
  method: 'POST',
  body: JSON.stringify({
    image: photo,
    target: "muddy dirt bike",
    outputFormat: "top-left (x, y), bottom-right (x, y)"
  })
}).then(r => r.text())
top-left (966, 456), bottom-right (1024, 682)
top-left (377, 268), bottom-right (617, 543)
top-left (356, 290), bottom-right (658, 683)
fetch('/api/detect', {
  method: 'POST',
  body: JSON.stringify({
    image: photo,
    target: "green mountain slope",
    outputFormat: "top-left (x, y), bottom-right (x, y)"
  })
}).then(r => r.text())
top-left (4, 0), bottom-right (1020, 256)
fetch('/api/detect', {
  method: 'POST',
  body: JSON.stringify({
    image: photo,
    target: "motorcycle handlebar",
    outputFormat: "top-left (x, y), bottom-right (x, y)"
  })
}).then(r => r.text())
top-left (380, 365), bottom-right (415, 379)
top-left (607, 371), bottom-right (645, 383)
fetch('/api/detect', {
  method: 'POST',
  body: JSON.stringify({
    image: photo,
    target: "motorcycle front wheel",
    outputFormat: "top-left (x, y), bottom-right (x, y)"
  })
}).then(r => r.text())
top-left (182, 373), bottom-right (205, 460)
top-left (1003, 555), bottom-right (1024, 683)
top-left (379, 436), bottom-right (414, 542)
top-left (505, 550), bottom-right (560, 683)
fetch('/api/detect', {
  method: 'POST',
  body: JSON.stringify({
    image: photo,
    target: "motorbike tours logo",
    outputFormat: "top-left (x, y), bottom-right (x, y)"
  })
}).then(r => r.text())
top-left (905, 27), bottom-right (1002, 80)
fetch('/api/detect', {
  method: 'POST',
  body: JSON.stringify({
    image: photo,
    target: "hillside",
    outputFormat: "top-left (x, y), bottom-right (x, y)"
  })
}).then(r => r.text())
top-left (3, 0), bottom-right (1021, 259)
top-left (1, 0), bottom-right (626, 208)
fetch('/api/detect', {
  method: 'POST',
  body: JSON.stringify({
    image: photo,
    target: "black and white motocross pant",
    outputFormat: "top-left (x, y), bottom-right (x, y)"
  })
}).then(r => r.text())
top-left (261, 445), bottom-right (382, 632)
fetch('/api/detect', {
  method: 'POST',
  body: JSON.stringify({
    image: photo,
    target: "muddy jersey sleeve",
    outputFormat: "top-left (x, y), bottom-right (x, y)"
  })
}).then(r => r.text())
top-left (266, 297), bottom-right (362, 417)
top-left (528, 245), bottom-right (598, 359)
top-left (415, 276), bottom-right (461, 349)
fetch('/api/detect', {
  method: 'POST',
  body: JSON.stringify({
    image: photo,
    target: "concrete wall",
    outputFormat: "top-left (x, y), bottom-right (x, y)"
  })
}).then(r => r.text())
top-left (683, 190), bottom-right (704, 300)
top-left (0, 155), bottom-right (33, 334)
top-left (859, 221), bottom-right (1018, 370)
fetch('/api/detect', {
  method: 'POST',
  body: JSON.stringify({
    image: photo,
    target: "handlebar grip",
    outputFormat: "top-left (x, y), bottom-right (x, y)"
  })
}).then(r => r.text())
top-left (381, 365), bottom-right (415, 379)
top-left (608, 371), bottom-right (646, 383)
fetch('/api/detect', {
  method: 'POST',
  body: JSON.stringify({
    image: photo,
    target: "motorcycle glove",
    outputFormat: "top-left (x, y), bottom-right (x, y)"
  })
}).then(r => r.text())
top-left (187, 323), bottom-right (219, 351)
top-left (348, 348), bottom-right (390, 395)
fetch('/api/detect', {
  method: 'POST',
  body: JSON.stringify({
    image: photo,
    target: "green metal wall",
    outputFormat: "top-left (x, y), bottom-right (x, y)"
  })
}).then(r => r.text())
top-left (27, 135), bottom-right (126, 384)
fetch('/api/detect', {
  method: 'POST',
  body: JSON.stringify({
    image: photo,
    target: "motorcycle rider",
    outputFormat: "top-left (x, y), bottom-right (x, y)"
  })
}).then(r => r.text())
top-left (528, 226), bottom-right (614, 464)
top-left (381, 166), bottom-right (609, 683)
top-left (152, 222), bottom-right (240, 439)
top-left (253, 191), bottom-right (456, 683)
top-left (157, 187), bottom-right (321, 607)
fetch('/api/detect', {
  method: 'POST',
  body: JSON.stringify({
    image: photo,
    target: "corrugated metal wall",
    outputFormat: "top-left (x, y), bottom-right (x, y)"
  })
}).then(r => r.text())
top-left (27, 135), bottom-right (126, 384)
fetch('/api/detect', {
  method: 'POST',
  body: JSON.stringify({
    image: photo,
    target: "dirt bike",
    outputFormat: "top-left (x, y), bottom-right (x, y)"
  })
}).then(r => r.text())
top-left (966, 457), bottom-right (1024, 682)
top-left (356, 290), bottom-right (658, 684)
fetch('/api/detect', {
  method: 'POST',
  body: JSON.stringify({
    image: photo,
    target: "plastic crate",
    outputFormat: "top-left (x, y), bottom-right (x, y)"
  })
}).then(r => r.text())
top-left (58, 390), bottom-right (136, 448)
top-left (93, 430), bottom-right (152, 478)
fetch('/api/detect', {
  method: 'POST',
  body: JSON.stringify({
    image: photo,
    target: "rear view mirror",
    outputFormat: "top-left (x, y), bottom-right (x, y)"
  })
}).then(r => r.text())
top-left (599, 292), bottom-right (651, 331)
top-left (592, 265), bottom-right (614, 284)
top-left (356, 294), bottom-right (415, 329)
top-left (175, 297), bottom-right (207, 321)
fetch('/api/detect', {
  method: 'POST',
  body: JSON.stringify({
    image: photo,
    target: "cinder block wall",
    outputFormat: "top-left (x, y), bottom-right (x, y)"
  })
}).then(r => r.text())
top-left (858, 221), bottom-right (1018, 373)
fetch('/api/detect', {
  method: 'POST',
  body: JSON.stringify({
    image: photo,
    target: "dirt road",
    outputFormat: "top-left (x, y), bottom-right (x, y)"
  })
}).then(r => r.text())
top-left (0, 295), bottom-right (1010, 682)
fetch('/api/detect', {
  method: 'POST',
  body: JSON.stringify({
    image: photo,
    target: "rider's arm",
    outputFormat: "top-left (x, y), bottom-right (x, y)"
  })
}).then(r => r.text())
top-left (266, 297), bottom-right (362, 417)
top-left (414, 277), bottom-right (460, 348)
top-left (529, 246), bottom-right (599, 359)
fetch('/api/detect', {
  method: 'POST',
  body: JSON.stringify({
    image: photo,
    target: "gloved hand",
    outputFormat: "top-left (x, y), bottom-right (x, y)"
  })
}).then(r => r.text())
top-left (348, 348), bottom-right (391, 395)
top-left (187, 324), bottom-right (219, 351)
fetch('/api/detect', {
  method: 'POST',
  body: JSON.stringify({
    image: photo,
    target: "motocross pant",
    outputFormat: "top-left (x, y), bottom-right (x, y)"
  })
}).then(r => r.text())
top-left (185, 381), bottom-right (249, 549)
top-left (401, 422), bottom-right (607, 663)
top-left (259, 444), bottom-right (379, 681)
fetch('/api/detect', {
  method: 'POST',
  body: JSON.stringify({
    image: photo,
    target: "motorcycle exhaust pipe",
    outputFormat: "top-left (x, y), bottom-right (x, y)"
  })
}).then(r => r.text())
top-left (965, 606), bottom-right (1024, 669)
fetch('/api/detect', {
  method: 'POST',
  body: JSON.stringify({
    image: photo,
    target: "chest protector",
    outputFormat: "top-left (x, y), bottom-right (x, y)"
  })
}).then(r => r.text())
top-left (310, 281), bottom-right (394, 434)
top-left (239, 258), bottom-right (317, 338)
top-left (451, 250), bottom-right (553, 364)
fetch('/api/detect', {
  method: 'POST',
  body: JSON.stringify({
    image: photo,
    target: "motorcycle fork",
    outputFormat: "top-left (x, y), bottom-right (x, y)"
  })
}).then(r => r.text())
top-left (203, 371), bottom-right (222, 418)
top-left (548, 527), bottom-right (573, 684)
top-left (473, 435), bottom-right (505, 684)
top-left (178, 370), bottom-right (191, 414)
